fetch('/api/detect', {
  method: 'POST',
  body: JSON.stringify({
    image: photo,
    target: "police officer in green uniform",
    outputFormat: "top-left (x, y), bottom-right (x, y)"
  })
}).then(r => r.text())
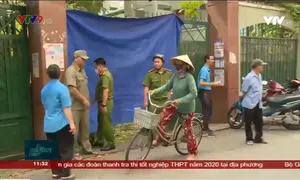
top-left (143, 54), bottom-right (172, 113)
top-left (93, 57), bottom-right (116, 151)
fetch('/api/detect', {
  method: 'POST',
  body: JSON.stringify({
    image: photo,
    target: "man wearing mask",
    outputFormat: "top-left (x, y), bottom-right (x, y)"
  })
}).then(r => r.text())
top-left (143, 54), bottom-right (172, 114)
top-left (93, 57), bottom-right (116, 151)
top-left (198, 55), bottom-right (221, 136)
top-left (242, 59), bottom-right (268, 145)
top-left (65, 50), bottom-right (96, 160)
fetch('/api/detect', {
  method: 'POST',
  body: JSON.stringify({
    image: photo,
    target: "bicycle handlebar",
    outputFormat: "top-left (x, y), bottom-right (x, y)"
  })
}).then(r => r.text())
top-left (148, 93), bottom-right (174, 109)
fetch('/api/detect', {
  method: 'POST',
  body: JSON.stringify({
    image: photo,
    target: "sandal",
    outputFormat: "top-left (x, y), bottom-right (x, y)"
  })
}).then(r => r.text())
top-left (52, 174), bottom-right (61, 179)
top-left (73, 153), bottom-right (82, 160)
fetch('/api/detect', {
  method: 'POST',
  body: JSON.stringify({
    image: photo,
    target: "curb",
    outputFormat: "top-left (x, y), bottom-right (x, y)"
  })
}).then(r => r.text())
top-left (213, 126), bottom-right (230, 132)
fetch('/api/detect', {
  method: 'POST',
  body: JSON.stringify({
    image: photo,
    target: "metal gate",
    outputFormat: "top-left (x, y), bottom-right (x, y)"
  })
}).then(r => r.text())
top-left (240, 24), bottom-right (297, 84)
top-left (0, 4), bottom-right (33, 159)
top-left (240, 37), bottom-right (297, 83)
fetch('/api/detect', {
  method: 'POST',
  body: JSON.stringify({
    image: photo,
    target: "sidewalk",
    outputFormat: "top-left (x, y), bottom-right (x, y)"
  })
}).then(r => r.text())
top-left (88, 123), bottom-right (230, 158)
top-left (1, 123), bottom-right (229, 179)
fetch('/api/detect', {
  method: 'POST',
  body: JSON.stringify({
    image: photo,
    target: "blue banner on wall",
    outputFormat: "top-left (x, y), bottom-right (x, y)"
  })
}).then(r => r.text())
top-left (67, 10), bottom-right (183, 133)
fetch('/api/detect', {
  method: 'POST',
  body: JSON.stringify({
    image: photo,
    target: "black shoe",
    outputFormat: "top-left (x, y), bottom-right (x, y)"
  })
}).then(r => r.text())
top-left (96, 143), bottom-right (104, 148)
top-left (100, 144), bottom-right (116, 151)
top-left (92, 141), bottom-right (104, 148)
top-left (254, 139), bottom-right (268, 144)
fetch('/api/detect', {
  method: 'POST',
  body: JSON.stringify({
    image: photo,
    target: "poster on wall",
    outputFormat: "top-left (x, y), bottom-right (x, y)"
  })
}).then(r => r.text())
top-left (214, 40), bottom-right (224, 59)
top-left (44, 43), bottom-right (64, 71)
top-left (32, 53), bottom-right (39, 78)
top-left (215, 59), bottom-right (225, 68)
top-left (214, 69), bottom-right (225, 86)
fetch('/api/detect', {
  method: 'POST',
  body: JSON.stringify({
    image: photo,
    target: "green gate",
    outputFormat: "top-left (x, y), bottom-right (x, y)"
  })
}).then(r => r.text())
top-left (0, 4), bottom-right (33, 159)
top-left (178, 16), bottom-right (209, 113)
top-left (240, 37), bottom-right (297, 83)
top-left (240, 24), bottom-right (297, 84)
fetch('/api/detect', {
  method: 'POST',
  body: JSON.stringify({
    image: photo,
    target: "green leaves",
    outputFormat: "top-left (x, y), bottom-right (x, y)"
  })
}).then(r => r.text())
top-left (278, 3), bottom-right (300, 28)
top-left (180, 1), bottom-right (204, 19)
top-left (66, 0), bottom-right (104, 14)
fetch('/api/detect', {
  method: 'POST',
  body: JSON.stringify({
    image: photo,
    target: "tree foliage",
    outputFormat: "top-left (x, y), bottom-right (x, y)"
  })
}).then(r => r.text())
top-left (242, 23), bottom-right (295, 38)
top-left (66, 0), bottom-right (104, 14)
top-left (180, 1), bottom-right (204, 19)
top-left (278, 3), bottom-right (300, 28)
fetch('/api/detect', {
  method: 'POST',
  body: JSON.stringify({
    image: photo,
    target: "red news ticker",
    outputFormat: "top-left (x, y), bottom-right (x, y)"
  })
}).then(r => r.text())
top-left (0, 160), bottom-right (300, 169)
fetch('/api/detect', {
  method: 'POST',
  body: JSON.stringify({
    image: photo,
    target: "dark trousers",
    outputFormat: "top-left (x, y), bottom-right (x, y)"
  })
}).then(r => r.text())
top-left (244, 103), bottom-right (263, 141)
top-left (46, 125), bottom-right (74, 177)
top-left (198, 90), bottom-right (212, 130)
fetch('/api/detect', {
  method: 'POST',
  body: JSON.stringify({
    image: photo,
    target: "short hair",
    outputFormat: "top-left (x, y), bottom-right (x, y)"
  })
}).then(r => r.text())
top-left (204, 55), bottom-right (210, 63)
top-left (94, 57), bottom-right (106, 66)
top-left (47, 64), bottom-right (60, 79)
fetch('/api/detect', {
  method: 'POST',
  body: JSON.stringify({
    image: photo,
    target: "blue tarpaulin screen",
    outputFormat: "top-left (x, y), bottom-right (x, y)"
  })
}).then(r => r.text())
top-left (67, 10), bottom-right (183, 133)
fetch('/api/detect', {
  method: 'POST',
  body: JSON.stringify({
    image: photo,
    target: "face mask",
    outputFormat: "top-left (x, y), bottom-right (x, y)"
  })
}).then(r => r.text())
top-left (175, 64), bottom-right (183, 71)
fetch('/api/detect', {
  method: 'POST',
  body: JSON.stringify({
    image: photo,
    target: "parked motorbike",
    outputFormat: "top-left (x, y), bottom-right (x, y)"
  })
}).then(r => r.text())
top-left (227, 92), bottom-right (300, 130)
top-left (285, 78), bottom-right (300, 93)
top-left (263, 78), bottom-right (300, 101)
top-left (228, 79), bottom-right (300, 130)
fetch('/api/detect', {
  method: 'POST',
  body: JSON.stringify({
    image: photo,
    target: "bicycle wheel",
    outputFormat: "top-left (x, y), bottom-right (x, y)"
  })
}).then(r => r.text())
top-left (125, 128), bottom-right (153, 160)
top-left (174, 118), bottom-right (203, 155)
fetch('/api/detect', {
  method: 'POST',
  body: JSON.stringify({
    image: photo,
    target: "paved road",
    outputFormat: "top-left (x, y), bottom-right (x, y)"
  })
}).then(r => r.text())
top-left (23, 127), bottom-right (300, 180)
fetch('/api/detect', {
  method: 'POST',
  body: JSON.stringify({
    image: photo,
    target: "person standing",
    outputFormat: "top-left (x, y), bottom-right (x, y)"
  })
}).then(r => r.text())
top-left (197, 55), bottom-right (221, 136)
top-left (65, 50), bottom-right (96, 160)
top-left (143, 54), bottom-right (172, 113)
top-left (150, 54), bottom-right (198, 160)
top-left (41, 64), bottom-right (76, 179)
top-left (93, 58), bottom-right (116, 151)
top-left (242, 59), bottom-right (268, 145)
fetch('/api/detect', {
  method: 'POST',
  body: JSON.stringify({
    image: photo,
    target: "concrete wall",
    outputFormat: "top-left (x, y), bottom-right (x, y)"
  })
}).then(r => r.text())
top-left (239, 2), bottom-right (294, 29)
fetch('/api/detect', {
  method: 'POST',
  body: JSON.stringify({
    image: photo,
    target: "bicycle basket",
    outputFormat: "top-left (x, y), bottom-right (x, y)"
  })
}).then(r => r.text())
top-left (134, 108), bottom-right (160, 129)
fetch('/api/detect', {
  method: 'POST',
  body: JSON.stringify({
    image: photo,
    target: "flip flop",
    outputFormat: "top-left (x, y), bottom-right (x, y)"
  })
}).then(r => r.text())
top-left (52, 174), bottom-right (61, 179)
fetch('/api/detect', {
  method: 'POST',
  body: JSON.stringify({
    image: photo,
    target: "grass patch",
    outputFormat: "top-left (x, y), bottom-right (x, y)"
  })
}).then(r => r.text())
top-left (114, 123), bottom-right (137, 144)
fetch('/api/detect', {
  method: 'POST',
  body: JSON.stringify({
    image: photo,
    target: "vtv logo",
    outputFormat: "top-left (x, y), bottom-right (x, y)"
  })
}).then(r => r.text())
top-left (263, 16), bottom-right (285, 25)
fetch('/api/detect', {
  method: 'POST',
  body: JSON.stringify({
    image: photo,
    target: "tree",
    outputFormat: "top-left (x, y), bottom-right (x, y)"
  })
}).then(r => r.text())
top-left (279, 3), bottom-right (300, 28)
top-left (179, 1), bottom-right (204, 19)
top-left (66, 0), bottom-right (104, 14)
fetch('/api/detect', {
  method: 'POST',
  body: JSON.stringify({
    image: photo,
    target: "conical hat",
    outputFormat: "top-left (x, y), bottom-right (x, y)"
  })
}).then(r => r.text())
top-left (170, 54), bottom-right (195, 73)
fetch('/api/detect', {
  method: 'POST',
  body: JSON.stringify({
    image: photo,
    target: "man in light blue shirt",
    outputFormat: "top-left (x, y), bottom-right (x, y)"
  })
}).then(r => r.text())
top-left (41, 64), bottom-right (76, 179)
top-left (197, 55), bottom-right (221, 136)
top-left (242, 59), bottom-right (268, 145)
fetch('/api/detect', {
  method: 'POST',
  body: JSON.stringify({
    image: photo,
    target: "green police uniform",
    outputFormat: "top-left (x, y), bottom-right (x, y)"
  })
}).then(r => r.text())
top-left (143, 68), bottom-right (172, 114)
top-left (94, 69), bottom-right (115, 146)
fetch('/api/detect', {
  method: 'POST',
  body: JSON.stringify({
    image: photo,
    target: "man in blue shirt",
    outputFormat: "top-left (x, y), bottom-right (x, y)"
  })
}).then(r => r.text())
top-left (242, 59), bottom-right (268, 145)
top-left (41, 64), bottom-right (76, 179)
top-left (198, 55), bottom-right (221, 136)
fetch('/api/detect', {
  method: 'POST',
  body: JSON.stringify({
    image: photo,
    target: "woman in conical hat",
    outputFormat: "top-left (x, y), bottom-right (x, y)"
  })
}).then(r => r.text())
top-left (150, 54), bottom-right (198, 160)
